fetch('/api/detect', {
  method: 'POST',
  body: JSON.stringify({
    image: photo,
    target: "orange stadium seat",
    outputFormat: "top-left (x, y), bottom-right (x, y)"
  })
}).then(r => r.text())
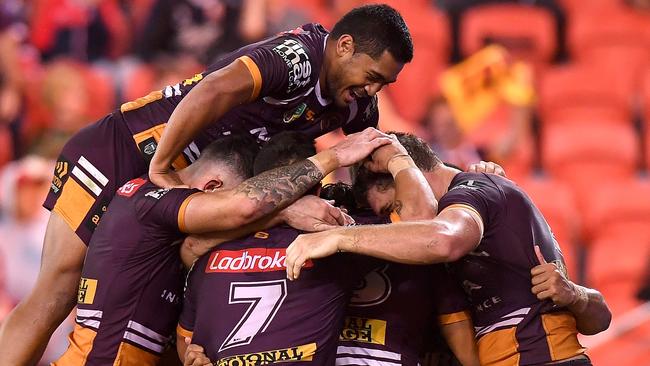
top-left (643, 69), bottom-right (650, 170)
top-left (568, 6), bottom-right (650, 88)
top-left (83, 66), bottom-right (116, 121)
top-left (541, 122), bottom-right (640, 194)
top-left (587, 321), bottom-right (650, 366)
top-left (518, 176), bottom-right (581, 280)
top-left (382, 1), bottom-right (450, 123)
top-left (538, 64), bottom-right (635, 127)
top-left (122, 63), bottom-right (157, 104)
top-left (459, 3), bottom-right (557, 67)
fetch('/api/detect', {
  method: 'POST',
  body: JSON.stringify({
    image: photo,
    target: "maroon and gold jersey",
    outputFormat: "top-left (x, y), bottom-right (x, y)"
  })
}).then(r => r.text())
top-left (438, 172), bottom-right (586, 366)
top-left (337, 264), bottom-right (470, 366)
top-left (178, 225), bottom-right (375, 366)
top-left (119, 23), bottom-right (378, 169)
top-left (53, 176), bottom-right (199, 366)
top-left (44, 23), bottom-right (377, 246)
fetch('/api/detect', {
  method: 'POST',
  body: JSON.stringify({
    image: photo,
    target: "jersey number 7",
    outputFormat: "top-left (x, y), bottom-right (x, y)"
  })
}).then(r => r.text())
top-left (219, 280), bottom-right (288, 352)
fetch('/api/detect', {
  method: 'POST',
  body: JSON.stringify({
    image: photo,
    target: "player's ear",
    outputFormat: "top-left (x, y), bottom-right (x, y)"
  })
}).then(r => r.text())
top-left (336, 34), bottom-right (354, 57)
top-left (203, 179), bottom-right (223, 192)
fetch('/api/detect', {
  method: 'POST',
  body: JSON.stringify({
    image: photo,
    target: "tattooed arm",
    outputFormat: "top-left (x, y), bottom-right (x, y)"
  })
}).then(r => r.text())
top-left (181, 128), bottom-right (392, 234)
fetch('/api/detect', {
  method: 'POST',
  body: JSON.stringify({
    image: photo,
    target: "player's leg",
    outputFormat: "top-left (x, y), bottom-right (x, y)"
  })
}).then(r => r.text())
top-left (0, 212), bottom-right (86, 365)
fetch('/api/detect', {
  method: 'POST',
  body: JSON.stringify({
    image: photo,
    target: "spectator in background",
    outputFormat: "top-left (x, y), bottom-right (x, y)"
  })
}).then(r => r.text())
top-left (0, 156), bottom-right (72, 364)
top-left (136, 0), bottom-right (269, 65)
top-left (420, 96), bottom-right (481, 170)
top-left (29, 0), bottom-right (130, 62)
top-left (26, 60), bottom-right (92, 159)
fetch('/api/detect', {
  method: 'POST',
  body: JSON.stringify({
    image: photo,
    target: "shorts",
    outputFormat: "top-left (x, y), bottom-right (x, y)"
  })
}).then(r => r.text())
top-left (43, 113), bottom-right (147, 245)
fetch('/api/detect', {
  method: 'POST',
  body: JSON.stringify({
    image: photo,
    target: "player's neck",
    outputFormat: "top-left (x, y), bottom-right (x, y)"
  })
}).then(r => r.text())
top-left (423, 165), bottom-right (461, 199)
top-left (176, 167), bottom-right (194, 187)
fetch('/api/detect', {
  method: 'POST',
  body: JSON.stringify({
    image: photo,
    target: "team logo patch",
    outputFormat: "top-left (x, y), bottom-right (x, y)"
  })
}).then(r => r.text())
top-left (117, 178), bottom-right (146, 197)
top-left (50, 158), bottom-right (70, 195)
top-left (283, 103), bottom-right (307, 124)
top-left (340, 317), bottom-right (387, 345)
top-left (78, 277), bottom-right (98, 305)
top-left (205, 248), bottom-right (313, 273)
top-left (272, 39), bottom-right (311, 93)
top-left (216, 343), bottom-right (317, 366)
top-left (145, 188), bottom-right (171, 200)
top-left (138, 137), bottom-right (158, 163)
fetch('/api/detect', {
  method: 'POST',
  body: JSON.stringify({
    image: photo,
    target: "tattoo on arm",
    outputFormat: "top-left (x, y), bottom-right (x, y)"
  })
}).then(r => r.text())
top-left (235, 159), bottom-right (324, 215)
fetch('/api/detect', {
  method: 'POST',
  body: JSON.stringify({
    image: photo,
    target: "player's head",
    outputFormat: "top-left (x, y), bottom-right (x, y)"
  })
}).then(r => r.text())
top-left (353, 132), bottom-right (441, 216)
top-left (253, 132), bottom-right (317, 174)
top-left (185, 134), bottom-right (259, 192)
top-left (320, 181), bottom-right (358, 213)
top-left (326, 4), bottom-right (412, 107)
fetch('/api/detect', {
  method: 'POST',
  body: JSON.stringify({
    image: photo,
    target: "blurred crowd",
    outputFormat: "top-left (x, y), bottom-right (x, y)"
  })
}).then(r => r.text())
top-left (1, 0), bottom-right (650, 364)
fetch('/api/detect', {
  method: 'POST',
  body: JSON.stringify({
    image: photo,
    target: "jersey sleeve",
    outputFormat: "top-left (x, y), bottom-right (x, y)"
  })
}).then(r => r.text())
top-left (430, 265), bottom-right (471, 325)
top-left (240, 37), bottom-right (315, 99)
top-left (437, 177), bottom-right (493, 229)
top-left (137, 187), bottom-right (201, 233)
top-left (342, 95), bottom-right (379, 134)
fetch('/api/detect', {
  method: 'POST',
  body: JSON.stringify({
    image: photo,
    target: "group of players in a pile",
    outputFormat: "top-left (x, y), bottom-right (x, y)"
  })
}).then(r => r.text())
top-left (0, 4), bottom-right (611, 366)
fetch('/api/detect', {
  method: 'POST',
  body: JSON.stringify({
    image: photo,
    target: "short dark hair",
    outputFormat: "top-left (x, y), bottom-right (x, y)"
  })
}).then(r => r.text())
top-left (196, 134), bottom-right (259, 179)
top-left (320, 182), bottom-right (358, 213)
top-left (388, 132), bottom-right (441, 171)
top-left (331, 4), bottom-right (413, 63)
top-left (352, 132), bottom-right (441, 206)
top-left (253, 132), bottom-right (316, 174)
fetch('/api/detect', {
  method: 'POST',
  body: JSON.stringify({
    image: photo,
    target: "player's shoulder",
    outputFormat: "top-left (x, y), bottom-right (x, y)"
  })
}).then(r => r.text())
top-left (448, 172), bottom-right (502, 192)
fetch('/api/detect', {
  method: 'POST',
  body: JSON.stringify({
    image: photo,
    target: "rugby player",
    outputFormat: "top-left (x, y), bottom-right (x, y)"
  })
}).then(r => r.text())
top-left (177, 132), bottom-right (436, 366)
top-left (51, 129), bottom-right (387, 366)
top-left (0, 5), bottom-right (412, 364)
top-left (286, 133), bottom-right (612, 366)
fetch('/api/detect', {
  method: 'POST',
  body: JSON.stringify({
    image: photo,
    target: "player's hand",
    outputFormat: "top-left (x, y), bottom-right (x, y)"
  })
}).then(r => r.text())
top-left (149, 167), bottom-right (189, 189)
top-left (330, 128), bottom-right (392, 167)
top-left (183, 339), bottom-right (211, 366)
top-left (364, 134), bottom-right (410, 173)
top-left (467, 161), bottom-right (506, 177)
top-left (286, 231), bottom-right (342, 280)
top-left (531, 245), bottom-right (576, 307)
top-left (281, 196), bottom-right (354, 232)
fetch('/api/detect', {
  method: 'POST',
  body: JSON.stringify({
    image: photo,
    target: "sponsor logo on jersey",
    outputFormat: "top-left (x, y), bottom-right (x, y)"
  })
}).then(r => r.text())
top-left (84, 197), bottom-right (109, 231)
top-left (283, 102), bottom-right (307, 124)
top-left (117, 178), bottom-right (146, 197)
top-left (51, 158), bottom-right (70, 194)
top-left (145, 188), bottom-right (171, 200)
top-left (78, 277), bottom-right (98, 305)
top-left (205, 248), bottom-right (313, 273)
top-left (216, 343), bottom-right (317, 366)
top-left (272, 39), bottom-right (311, 93)
top-left (182, 73), bottom-right (204, 86)
top-left (339, 317), bottom-right (387, 345)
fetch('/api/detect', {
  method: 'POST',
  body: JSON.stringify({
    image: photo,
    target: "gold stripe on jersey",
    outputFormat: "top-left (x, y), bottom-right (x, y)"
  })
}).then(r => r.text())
top-left (476, 327), bottom-right (519, 366)
top-left (177, 193), bottom-right (201, 233)
top-left (438, 310), bottom-right (470, 325)
top-left (389, 211), bottom-right (401, 223)
top-left (441, 204), bottom-right (485, 236)
top-left (340, 317), bottom-right (387, 345)
top-left (541, 312), bottom-right (586, 361)
top-left (113, 341), bottom-right (160, 366)
top-left (217, 343), bottom-right (317, 366)
top-left (131, 123), bottom-right (189, 171)
top-left (53, 179), bottom-right (96, 231)
top-left (238, 56), bottom-right (263, 101)
top-left (120, 90), bottom-right (164, 113)
top-left (78, 278), bottom-right (98, 305)
top-left (51, 324), bottom-right (97, 366)
top-left (176, 324), bottom-right (193, 339)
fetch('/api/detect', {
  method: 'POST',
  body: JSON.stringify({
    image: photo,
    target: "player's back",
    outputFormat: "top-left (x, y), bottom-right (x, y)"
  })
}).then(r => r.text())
top-left (179, 225), bottom-right (374, 365)
top-left (439, 172), bottom-right (584, 365)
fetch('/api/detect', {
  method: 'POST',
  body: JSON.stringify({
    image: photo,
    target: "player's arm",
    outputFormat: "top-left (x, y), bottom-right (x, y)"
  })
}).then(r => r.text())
top-left (150, 59), bottom-right (255, 187)
top-left (182, 128), bottom-right (391, 234)
top-left (531, 246), bottom-right (612, 335)
top-left (440, 318), bottom-right (480, 366)
top-left (180, 196), bottom-right (352, 266)
top-left (286, 205), bottom-right (483, 280)
top-left (365, 134), bottom-right (438, 220)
